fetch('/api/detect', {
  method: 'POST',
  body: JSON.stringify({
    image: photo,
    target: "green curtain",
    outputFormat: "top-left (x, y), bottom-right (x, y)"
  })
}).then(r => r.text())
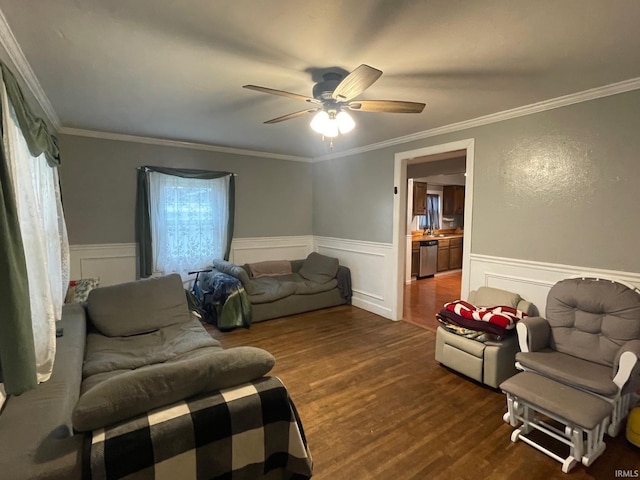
top-left (0, 62), bottom-right (59, 394)
top-left (135, 166), bottom-right (236, 278)
top-left (0, 64), bottom-right (59, 166)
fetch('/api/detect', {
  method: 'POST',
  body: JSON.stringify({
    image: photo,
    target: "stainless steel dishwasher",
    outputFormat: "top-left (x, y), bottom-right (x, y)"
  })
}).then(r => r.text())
top-left (418, 240), bottom-right (438, 278)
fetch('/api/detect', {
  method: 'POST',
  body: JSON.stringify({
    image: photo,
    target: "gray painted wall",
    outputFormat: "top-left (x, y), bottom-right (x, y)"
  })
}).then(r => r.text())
top-left (313, 89), bottom-right (640, 273)
top-left (407, 157), bottom-right (466, 178)
top-left (59, 135), bottom-right (313, 244)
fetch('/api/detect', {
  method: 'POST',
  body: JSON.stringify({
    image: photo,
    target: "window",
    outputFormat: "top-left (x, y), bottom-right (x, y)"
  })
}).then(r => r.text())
top-left (0, 64), bottom-right (68, 395)
top-left (426, 194), bottom-right (440, 230)
top-left (137, 167), bottom-right (235, 278)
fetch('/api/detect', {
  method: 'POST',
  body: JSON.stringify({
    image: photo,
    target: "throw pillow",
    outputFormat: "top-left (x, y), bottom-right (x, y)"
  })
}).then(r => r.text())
top-left (299, 252), bottom-right (339, 284)
top-left (65, 278), bottom-right (100, 304)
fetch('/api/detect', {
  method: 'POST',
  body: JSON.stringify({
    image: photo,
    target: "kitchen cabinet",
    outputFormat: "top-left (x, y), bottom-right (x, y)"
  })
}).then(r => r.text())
top-left (411, 242), bottom-right (419, 277)
top-left (449, 237), bottom-right (463, 270)
top-left (412, 181), bottom-right (428, 216)
top-left (443, 185), bottom-right (465, 215)
top-left (437, 238), bottom-right (450, 272)
top-left (436, 237), bottom-right (463, 272)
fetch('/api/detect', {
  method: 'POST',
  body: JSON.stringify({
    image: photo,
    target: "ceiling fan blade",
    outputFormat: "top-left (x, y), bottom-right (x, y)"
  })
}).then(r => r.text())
top-left (331, 64), bottom-right (382, 102)
top-left (347, 100), bottom-right (425, 113)
top-left (264, 108), bottom-right (320, 124)
top-left (243, 85), bottom-right (321, 104)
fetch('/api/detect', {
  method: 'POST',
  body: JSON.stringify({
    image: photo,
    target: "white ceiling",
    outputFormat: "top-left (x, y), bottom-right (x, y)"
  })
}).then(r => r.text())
top-left (1, 0), bottom-right (640, 159)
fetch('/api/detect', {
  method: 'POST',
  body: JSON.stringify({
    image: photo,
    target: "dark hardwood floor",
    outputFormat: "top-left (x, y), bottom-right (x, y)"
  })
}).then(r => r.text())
top-left (204, 306), bottom-right (639, 479)
top-left (403, 271), bottom-right (462, 331)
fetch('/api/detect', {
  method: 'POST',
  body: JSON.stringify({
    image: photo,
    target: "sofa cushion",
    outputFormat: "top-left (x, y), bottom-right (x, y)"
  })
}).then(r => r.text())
top-left (299, 252), bottom-right (339, 284)
top-left (87, 274), bottom-right (191, 337)
top-left (247, 276), bottom-right (298, 304)
top-left (83, 320), bottom-right (220, 378)
top-left (247, 260), bottom-right (292, 278)
top-left (295, 278), bottom-right (339, 295)
top-left (0, 305), bottom-right (87, 480)
top-left (72, 346), bottom-right (275, 431)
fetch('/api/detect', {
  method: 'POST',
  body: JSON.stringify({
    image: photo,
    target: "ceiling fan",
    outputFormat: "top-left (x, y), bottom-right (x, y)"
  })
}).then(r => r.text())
top-left (243, 64), bottom-right (426, 138)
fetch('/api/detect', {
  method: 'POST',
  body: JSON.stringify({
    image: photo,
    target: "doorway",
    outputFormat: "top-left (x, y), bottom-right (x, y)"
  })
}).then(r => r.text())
top-left (390, 138), bottom-right (475, 321)
top-left (403, 271), bottom-right (462, 330)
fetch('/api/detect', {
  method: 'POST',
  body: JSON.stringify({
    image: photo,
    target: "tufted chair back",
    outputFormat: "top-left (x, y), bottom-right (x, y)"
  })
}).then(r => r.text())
top-left (545, 278), bottom-right (640, 367)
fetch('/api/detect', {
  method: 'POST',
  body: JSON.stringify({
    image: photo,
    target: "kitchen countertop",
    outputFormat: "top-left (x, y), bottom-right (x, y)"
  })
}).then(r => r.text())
top-left (411, 233), bottom-right (464, 242)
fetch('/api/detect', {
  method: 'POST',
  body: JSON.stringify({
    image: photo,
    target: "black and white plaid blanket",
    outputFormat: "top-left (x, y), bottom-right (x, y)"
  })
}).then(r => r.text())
top-left (90, 376), bottom-right (313, 479)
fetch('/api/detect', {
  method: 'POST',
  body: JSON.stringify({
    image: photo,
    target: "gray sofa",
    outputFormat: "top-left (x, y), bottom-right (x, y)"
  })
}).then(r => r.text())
top-left (210, 252), bottom-right (352, 323)
top-left (0, 274), bottom-right (312, 480)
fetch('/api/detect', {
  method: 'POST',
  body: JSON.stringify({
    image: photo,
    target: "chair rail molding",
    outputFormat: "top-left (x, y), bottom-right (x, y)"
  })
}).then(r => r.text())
top-left (469, 253), bottom-right (640, 317)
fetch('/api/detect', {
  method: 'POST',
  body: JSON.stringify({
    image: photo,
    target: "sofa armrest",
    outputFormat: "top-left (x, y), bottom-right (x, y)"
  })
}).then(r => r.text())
top-left (211, 258), bottom-right (255, 293)
top-left (613, 340), bottom-right (640, 392)
top-left (516, 316), bottom-right (550, 353)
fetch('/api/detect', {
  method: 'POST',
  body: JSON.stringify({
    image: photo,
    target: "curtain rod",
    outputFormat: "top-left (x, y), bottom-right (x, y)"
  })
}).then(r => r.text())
top-left (136, 166), bottom-right (237, 176)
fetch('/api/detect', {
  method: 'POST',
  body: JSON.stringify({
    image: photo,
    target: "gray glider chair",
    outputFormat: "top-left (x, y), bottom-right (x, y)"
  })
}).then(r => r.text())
top-left (435, 286), bottom-right (535, 388)
top-left (500, 277), bottom-right (640, 472)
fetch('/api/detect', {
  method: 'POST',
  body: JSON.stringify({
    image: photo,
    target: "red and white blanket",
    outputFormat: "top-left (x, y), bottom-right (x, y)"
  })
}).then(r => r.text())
top-left (443, 300), bottom-right (528, 330)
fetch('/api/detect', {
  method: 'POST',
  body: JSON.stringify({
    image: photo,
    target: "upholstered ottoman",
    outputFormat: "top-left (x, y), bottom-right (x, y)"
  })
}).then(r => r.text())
top-left (501, 371), bottom-right (612, 473)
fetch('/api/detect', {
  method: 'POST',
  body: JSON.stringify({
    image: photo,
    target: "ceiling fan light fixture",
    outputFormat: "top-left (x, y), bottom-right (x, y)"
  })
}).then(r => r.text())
top-left (310, 110), bottom-right (354, 138)
top-left (310, 111), bottom-right (340, 137)
top-left (336, 111), bottom-right (355, 134)
top-left (310, 111), bottom-right (329, 134)
top-left (323, 120), bottom-right (339, 138)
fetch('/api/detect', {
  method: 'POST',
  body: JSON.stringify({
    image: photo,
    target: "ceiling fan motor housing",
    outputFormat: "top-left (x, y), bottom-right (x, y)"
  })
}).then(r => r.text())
top-left (313, 72), bottom-right (343, 101)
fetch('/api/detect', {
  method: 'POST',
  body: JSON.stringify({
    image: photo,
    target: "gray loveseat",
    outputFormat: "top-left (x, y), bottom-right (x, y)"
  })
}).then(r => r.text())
top-left (0, 274), bottom-right (312, 480)
top-left (210, 252), bottom-right (352, 323)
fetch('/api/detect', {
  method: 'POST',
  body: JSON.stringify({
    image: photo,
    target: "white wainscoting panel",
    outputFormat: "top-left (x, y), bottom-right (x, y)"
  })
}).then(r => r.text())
top-left (469, 254), bottom-right (640, 316)
top-left (315, 236), bottom-right (394, 319)
top-left (69, 237), bottom-right (314, 287)
top-left (69, 236), bottom-right (395, 319)
top-left (69, 243), bottom-right (137, 287)
top-left (229, 236), bottom-right (313, 265)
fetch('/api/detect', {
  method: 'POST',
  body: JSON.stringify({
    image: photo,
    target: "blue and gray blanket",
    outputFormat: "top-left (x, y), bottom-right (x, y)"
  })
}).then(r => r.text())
top-left (198, 271), bottom-right (252, 330)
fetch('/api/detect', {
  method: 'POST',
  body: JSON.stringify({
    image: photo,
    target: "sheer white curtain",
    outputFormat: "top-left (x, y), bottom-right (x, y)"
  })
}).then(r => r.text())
top-left (149, 172), bottom-right (230, 276)
top-left (1, 81), bottom-right (69, 383)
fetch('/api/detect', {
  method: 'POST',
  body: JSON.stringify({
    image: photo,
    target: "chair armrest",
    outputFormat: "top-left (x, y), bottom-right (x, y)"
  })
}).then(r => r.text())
top-left (516, 316), bottom-right (550, 353)
top-left (516, 299), bottom-right (536, 316)
top-left (613, 340), bottom-right (640, 392)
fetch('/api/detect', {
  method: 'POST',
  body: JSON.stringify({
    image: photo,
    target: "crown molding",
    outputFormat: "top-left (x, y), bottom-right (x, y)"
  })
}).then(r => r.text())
top-left (0, 8), bottom-right (61, 130)
top-left (314, 76), bottom-right (640, 162)
top-left (58, 127), bottom-right (313, 162)
top-left (2, 1), bottom-right (638, 163)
